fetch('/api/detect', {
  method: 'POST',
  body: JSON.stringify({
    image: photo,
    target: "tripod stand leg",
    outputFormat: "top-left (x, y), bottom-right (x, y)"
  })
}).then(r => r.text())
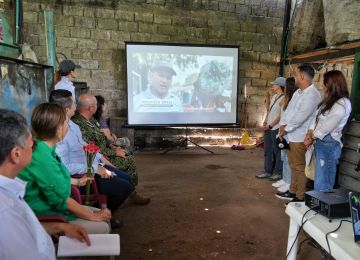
top-left (162, 138), bottom-right (187, 155)
top-left (187, 139), bottom-right (215, 154)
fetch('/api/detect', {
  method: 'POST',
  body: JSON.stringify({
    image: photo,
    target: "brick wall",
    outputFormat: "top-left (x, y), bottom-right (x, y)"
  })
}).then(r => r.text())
top-left (18, 0), bottom-right (285, 128)
top-left (285, 63), bottom-right (354, 95)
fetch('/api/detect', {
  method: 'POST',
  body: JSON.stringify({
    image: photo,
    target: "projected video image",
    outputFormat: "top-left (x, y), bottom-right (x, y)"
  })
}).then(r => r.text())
top-left (126, 43), bottom-right (239, 125)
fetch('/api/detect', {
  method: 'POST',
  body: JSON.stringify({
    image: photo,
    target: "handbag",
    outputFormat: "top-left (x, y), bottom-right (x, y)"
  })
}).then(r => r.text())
top-left (276, 136), bottom-right (290, 150)
top-left (304, 144), bottom-right (316, 180)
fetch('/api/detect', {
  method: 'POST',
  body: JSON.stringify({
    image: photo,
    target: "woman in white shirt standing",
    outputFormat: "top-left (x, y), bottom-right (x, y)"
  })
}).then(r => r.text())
top-left (304, 70), bottom-right (352, 191)
top-left (54, 59), bottom-right (81, 99)
top-left (256, 77), bottom-right (285, 180)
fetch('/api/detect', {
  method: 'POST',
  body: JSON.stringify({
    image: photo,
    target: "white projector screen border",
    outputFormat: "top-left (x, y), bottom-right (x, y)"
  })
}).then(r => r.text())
top-left (126, 42), bottom-right (239, 126)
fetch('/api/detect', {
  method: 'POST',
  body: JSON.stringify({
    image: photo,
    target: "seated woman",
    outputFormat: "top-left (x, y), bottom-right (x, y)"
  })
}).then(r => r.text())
top-left (94, 95), bottom-right (131, 149)
top-left (18, 103), bottom-right (111, 234)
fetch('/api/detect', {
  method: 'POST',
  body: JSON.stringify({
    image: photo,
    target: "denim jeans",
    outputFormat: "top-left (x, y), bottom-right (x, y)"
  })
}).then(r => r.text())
top-left (264, 129), bottom-right (283, 175)
top-left (96, 164), bottom-right (132, 211)
top-left (314, 134), bottom-right (342, 191)
top-left (281, 150), bottom-right (291, 184)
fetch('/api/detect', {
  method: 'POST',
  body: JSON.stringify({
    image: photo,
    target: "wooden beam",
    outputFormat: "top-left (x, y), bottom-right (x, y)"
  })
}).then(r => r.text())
top-left (286, 40), bottom-right (360, 64)
top-left (44, 10), bottom-right (56, 68)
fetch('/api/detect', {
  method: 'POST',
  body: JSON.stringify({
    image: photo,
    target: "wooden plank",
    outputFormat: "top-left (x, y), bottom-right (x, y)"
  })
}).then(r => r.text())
top-left (339, 160), bottom-right (360, 179)
top-left (341, 149), bottom-right (360, 164)
top-left (343, 134), bottom-right (360, 151)
top-left (44, 10), bottom-right (56, 68)
top-left (339, 174), bottom-right (360, 192)
top-left (345, 121), bottom-right (360, 137)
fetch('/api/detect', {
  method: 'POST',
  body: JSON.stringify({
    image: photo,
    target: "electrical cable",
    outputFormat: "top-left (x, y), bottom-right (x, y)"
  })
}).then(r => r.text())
top-left (285, 207), bottom-right (318, 259)
top-left (297, 237), bottom-right (309, 254)
top-left (325, 219), bottom-right (352, 257)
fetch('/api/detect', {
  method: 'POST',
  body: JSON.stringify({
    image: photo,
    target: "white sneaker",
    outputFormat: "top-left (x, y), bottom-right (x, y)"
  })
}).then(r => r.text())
top-left (272, 179), bottom-right (286, 188)
top-left (277, 184), bottom-right (290, 193)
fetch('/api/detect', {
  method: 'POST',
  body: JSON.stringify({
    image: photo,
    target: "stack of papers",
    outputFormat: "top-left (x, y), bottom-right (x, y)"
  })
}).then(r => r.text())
top-left (57, 234), bottom-right (120, 257)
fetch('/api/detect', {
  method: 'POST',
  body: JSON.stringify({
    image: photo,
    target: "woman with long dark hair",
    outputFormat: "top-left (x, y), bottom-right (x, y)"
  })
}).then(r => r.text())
top-left (304, 70), bottom-right (352, 191)
top-left (273, 77), bottom-right (297, 193)
top-left (94, 95), bottom-right (120, 143)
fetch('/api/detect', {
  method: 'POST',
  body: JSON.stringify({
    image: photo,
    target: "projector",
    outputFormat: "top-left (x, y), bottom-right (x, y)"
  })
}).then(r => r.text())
top-left (304, 189), bottom-right (351, 219)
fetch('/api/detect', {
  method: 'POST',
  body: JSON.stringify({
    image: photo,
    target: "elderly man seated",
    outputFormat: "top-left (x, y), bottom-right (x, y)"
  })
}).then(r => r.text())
top-left (0, 109), bottom-right (90, 260)
top-left (72, 93), bottom-right (150, 205)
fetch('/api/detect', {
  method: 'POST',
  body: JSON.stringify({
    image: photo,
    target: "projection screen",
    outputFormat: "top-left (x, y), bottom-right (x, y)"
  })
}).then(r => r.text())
top-left (126, 42), bottom-right (239, 126)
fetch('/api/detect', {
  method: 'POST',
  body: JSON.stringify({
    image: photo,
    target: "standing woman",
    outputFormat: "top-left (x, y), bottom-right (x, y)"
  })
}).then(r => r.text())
top-left (18, 103), bottom-right (111, 234)
top-left (304, 70), bottom-right (352, 191)
top-left (54, 59), bottom-right (81, 98)
top-left (273, 77), bottom-right (297, 193)
top-left (256, 77), bottom-right (285, 181)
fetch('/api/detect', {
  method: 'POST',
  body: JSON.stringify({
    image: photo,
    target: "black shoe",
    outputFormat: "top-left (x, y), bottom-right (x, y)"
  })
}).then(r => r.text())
top-left (276, 190), bottom-right (289, 196)
top-left (275, 191), bottom-right (296, 200)
top-left (110, 219), bottom-right (123, 229)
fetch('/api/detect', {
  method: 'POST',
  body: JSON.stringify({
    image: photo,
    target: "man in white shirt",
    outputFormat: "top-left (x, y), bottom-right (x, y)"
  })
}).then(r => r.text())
top-left (0, 109), bottom-right (90, 260)
top-left (276, 64), bottom-right (321, 202)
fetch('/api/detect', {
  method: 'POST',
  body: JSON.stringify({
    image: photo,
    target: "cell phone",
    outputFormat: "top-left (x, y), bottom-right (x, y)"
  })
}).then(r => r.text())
top-left (349, 192), bottom-right (360, 243)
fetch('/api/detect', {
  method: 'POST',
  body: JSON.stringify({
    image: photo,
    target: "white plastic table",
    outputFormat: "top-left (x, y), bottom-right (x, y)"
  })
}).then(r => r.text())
top-left (285, 202), bottom-right (360, 260)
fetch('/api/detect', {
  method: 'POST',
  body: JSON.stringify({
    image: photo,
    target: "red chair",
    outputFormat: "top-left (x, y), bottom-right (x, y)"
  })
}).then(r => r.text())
top-left (71, 174), bottom-right (107, 207)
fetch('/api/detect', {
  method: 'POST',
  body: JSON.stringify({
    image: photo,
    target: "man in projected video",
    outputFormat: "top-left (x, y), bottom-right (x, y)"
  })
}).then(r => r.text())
top-left (134, 61), bottom-right (183, 112)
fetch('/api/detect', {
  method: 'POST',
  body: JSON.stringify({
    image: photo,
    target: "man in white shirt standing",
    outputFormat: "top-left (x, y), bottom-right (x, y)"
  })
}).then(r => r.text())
top-left (0, 109), bottom-right (90, 260)
top-left (276, 64), bottom-right (321, 202)
top-left (256, 77), bottom-right (285, 181)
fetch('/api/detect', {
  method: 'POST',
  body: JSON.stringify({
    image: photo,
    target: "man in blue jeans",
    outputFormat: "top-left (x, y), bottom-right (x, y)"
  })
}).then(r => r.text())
top-left (256, 77), bottom-right (285, 181)
top-left (50, 90), bottom-right (132, 219)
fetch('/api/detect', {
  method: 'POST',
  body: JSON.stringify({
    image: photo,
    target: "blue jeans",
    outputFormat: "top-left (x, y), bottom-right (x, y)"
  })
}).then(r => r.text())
top-left (314, 134), bottom-right (342, 191)
top-left (95, 164), bottom-right (132, 211)
top-left (281, 150), bottom-right (291, 184)
top-left (264, 129), bottom-right (283, 175)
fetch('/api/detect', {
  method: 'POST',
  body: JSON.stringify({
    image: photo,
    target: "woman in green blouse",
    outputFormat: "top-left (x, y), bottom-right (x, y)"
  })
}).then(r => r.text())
top-left (19, 103), bottom-right (111, 234)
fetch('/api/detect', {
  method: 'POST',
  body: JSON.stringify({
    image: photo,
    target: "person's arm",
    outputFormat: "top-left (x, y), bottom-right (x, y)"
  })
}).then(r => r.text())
top-left (284, 93), bottom-right (320, 133)
top-left (269, 115), bottom-right (281, 129)
top-left (265, 91), bottom-right (270, 112)
top-left (56, 138), bottom-right (87, 174)
top-left (70, 175), bottom-right (94, 186)
top-left (41, 222), bottom-right (91, 246)
top-left (30, 159), bottom-right (71, 212)
top-left (101, 128), bottom-right (116, 143)
top-left (313, 102), bottom-right (349, 140)
top-left (66, 197), bottom-right (111, 221)
top-left (100, 156), bottom-right (115, 167)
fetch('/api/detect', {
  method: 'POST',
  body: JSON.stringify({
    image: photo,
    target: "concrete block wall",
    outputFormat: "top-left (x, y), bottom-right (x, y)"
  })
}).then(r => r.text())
top-left (17, 0), bottom-right (285, 129)
top-left (285, 63), bottom-right (354, 95)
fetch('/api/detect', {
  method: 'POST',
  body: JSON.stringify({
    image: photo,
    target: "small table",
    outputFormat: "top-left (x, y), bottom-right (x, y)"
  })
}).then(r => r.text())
top-left (285, 202), bottom-right (360, 260)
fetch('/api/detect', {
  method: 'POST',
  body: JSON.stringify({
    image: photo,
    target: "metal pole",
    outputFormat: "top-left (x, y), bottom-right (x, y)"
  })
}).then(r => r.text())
top-left (279, 0), bottom-right (292, 76)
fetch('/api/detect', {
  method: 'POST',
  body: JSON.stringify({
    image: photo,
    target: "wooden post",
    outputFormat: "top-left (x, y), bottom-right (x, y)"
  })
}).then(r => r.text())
top-left (351, 52), bottom-right (360, 121)
top-left (44, 10), bottom-right (56, 68)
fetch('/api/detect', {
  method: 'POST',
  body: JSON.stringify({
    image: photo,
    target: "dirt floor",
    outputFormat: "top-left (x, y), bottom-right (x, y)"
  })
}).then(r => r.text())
top-left (114, 147), bottom-right (322, 260)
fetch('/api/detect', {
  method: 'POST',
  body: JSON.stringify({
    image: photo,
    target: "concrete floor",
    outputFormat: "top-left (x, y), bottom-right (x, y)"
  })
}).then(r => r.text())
top-left (114, 147), bottom-right (321, 260)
